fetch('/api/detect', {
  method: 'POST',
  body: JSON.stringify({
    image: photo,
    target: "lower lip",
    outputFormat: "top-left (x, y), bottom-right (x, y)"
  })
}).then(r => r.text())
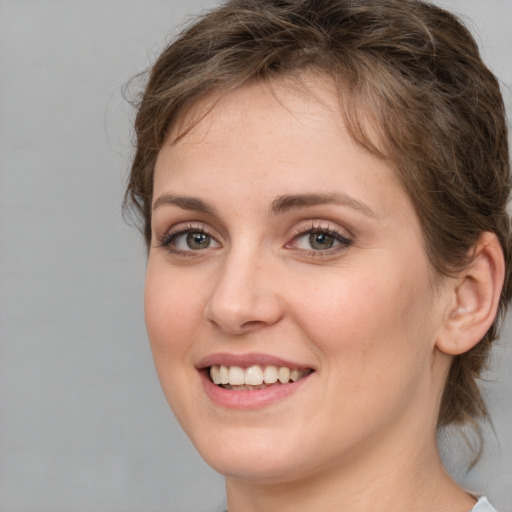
top-left (199, 370), bottom-right (312, 409)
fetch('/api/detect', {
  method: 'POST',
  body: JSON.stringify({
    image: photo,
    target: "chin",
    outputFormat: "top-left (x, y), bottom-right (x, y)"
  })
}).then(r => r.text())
top-left (188, 425), bottom-right (323, 483)
top-left (207, 454), bottom-right (310, 483)
top-left (185, 429), bottom-right (298, 480)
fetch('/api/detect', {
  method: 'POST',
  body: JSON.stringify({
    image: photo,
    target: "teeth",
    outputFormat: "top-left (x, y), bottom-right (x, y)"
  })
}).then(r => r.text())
top-left (245, 365), bottom-right (264, 386)
top-left (278, 367), bottom-right (290, 383)
top-left (219, 365), bottom-right (229, 385)
top-left (210, 365), bottom-right (222, 385)
top-left (209, 364), bottom-right (310, 387)
top-left (263, 365), bottom-right (278, 384)
top-left (228, 366), bottom-right (245, 386)
top-left (290, 368), bottom-right (300, 382)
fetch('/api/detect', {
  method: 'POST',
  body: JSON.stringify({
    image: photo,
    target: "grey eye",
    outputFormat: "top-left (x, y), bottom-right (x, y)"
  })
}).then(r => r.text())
top-left (186, 232), bottom-right (211, 249)
top-left (308, 232), bottom-right (335, 250)
top-left (289, 227), bottom-right (351, 253)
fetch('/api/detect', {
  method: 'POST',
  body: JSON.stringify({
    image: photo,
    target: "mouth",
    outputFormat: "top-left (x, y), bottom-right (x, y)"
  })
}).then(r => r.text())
top-left (208, 364), bottom-right (313, 391)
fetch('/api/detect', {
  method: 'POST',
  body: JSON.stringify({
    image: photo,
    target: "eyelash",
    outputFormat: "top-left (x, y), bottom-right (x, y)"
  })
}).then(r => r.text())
top-left (288, 223), bottom-right (353, 257)
top-left (157, 222), bottom-right (353, 258)
top-left (157, 224), bottom-right (219, 256)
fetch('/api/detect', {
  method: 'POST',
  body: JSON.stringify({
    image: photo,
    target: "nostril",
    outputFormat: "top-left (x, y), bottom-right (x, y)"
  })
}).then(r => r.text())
top-left (204, 266), bottom-right (284, 334)
top-left (205, 313), bottom-right (276, 336)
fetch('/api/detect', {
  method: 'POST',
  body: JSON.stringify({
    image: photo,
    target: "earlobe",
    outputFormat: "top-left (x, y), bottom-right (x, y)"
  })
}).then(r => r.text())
top-left (436, 232), bottom-right (505, 356)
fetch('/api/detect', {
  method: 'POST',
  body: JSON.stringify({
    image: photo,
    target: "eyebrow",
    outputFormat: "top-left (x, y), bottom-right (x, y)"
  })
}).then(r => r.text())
top-left (152, 191), bottom-right (377, 218)
top-left (152, 194), bottom-right (217, 215)
top-left (270, 192), bottom-right (378, 218)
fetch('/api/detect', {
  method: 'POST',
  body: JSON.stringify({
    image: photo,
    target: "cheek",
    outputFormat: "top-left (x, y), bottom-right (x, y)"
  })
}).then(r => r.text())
top-left (144, 265), bottom-right (204, 422)
top-left (144, 265), bottom-right (203, 361)
top-left (291, 266), bottom-right (439, 443)
top-left (293, 263), bottom-right (435, 378)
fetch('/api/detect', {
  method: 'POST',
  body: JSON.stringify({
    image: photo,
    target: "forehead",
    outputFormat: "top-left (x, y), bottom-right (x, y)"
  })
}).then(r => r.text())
top-left (160, 78), bottom-right (345, 171)
top-left (154, 77), bottom-right (410, 222)
top-left (166, 73), bottom-right (383, 151)
top-left (162, 74), bottom-right (390, 170)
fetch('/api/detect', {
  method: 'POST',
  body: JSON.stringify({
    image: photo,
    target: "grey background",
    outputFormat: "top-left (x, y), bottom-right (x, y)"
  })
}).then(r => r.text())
top-left (0, 1), bottom-right (511, 511)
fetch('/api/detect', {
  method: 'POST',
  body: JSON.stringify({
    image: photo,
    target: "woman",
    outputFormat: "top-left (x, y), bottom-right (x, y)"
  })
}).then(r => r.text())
top-left (125, 0), bottom-right (511, 510)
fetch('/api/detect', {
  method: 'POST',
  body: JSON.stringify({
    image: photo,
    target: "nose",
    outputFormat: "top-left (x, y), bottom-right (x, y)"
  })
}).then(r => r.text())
top-left (205, 248), bottom-right (283, 335)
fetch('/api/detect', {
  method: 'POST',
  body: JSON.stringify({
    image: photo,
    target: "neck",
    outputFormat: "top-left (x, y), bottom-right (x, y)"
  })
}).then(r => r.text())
top-left (225, 431), bottom-right (475, 512)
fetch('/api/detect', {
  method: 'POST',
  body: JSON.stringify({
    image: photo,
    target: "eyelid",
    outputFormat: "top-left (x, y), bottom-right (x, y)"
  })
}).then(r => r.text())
top-left (154, 219), bottom-right (353, 257)
top-left (286, 220), bottom-right (354, 253)
top-left (156, 222), bottom-right (221, 254)
top-left (289, 220), bottom-right (353, 241)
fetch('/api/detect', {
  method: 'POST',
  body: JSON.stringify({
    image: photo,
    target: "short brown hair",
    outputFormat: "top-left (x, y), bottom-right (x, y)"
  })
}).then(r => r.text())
top-left (125, 0), bottom-right (511, 438)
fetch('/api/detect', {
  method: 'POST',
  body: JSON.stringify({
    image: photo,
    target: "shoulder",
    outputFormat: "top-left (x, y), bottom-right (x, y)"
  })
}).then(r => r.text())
top-left (471, 497), bottom-right (499, 512)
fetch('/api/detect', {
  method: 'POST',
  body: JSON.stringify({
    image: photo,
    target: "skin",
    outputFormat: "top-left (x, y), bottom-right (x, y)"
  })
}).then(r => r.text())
top-left (145, 77), bottom-right (481, 511)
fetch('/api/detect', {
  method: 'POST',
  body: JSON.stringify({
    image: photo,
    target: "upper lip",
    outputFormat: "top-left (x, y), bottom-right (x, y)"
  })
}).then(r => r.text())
top-left (196, 352), bottom-right (314, 370)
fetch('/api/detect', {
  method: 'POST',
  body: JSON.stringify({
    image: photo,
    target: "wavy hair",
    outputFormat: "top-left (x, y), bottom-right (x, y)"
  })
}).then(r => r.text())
top-left (125, 0), bottom-right (511, 449)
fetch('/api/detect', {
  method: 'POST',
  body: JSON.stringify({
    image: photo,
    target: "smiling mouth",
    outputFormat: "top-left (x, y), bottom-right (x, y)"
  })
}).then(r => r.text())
top-left (209, 364), bottom-right (313, 390)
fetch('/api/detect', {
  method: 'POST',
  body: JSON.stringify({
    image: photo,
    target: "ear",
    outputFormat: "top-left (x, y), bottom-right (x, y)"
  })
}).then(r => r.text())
top-left (436, 232), bottom-right (505, 356)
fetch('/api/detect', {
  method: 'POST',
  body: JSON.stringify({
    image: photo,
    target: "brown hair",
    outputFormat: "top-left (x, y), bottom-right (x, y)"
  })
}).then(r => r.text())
top-left (125, 0), bottom-right (511, 439)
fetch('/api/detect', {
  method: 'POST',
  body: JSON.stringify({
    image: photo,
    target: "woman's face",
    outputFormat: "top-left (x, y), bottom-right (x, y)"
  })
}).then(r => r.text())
top-left (145, 78), bottom-right (452, 482)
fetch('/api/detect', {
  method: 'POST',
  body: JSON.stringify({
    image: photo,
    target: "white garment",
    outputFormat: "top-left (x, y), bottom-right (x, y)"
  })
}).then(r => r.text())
top-left (472, 497), bottom-right (498, 512)
top-left (222, 496), bottom-right (498, 512)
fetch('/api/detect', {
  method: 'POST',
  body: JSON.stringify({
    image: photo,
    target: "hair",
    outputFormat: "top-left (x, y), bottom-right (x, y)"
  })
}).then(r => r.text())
top-left (125, 0), bottom-right (511, 445)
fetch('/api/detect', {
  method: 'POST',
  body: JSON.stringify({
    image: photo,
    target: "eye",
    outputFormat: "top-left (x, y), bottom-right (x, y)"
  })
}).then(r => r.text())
top-left (305, 232), bottom-right (338, 250)
top-left (159, 226), bottom-right (220, 254)
top-left (288, 225), bottom-right (353, 253)
top-left (181, 231), bottom-right (212, 250)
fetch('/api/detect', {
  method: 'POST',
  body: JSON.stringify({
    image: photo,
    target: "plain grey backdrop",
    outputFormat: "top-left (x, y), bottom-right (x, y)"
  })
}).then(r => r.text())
top-left (1, 1), bottom-right (511, 511)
